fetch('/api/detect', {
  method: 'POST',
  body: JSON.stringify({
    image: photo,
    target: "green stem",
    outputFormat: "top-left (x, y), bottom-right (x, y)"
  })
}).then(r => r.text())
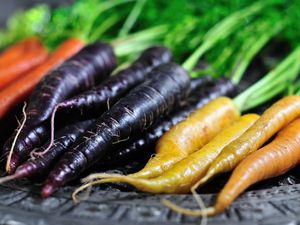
top-left (112, 26), bottom-right (167, 57)
top-left (112, 25), bottom-right (167, 46)
top-left (182, 0), bottom-right (275, 72)
top-left (89, 15), bottom-right (120, 43)
top-left (251, 59), bottom-right (299, 100)
top-left (294, 80), bottom-right (300, 91)
top-left (114, 41), bottom-right (157, 57)
top-left (251, 60), bottom-right (300, 101)
top-left (85, 0), bottom-right (135, 42)
top-left (231, 21), bottom-right (283, 84)
top-left (212, 45), bottom-right (236, 77)
top-left (112, 25), bottom-right (167, 57)
top-left (118, 0), bottom-right (147, 37)
top-left (233, 46), bottom-right (300, 111)
top-left (246, 82), bottom-right (287, 110)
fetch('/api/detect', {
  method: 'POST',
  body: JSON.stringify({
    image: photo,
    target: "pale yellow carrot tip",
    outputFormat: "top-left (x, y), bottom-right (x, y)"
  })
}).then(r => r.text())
top-left (192, 175), bottom-right (210, 190)
top-left (73, 173), bottom-right (129, 203)
top-left (72, 178), bottom-right (117, 203)
top-left (162, 199), bottom-right (216, 217)
top-left (81, 173), bottom-right (126, 183)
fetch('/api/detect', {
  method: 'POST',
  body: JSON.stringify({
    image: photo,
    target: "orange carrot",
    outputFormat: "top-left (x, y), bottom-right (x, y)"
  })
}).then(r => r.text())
top-left (166, 118), bottom-right (300, 216)
top-left (0, 38), bottom-right (48, 89)
top-left (0, 38), bottom-right (84, 119)
top-left (0, 37), bottom-right (42, 66)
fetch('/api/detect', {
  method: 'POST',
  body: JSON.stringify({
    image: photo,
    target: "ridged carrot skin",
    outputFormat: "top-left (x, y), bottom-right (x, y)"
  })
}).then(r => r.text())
top-left (13, 120), bottom-right (94, 180)
top-left (211, 118), bottom-right (300, 215)
top-left (129, 97), bottom-right (240, 179)
top-left (0, 38), bottom-right (84, 119)
top-left (0, 37), bottom-right (41, 66)
top-left (100, 77), bottom-right (232, 166)
top-left (42, 63), bottom-right (191, 197)
top-left (74, 114), bottom-right (258, 197)
top-left (55, 46), bottom-right (173, 118)
top-left (199, 95), bottom-right (300, 187)
top-left (0, 39), bottom-right (48, 89)
top-left (4, 41), bottom-right (115, 174)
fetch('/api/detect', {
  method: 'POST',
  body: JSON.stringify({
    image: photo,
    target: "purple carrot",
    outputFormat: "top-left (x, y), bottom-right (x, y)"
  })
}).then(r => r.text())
top-left (44, 46), bottom-right (172, 156)
top-left (42, 63), bottom-right (191, 197)
top-left (100, 78), bottom-right (235, 166)
top-left (3, 42), bottom-right (116, 173)
top-left (0, 120), bottom-right (94, 184)
top-left (54, 46), bottom-right (173, 117)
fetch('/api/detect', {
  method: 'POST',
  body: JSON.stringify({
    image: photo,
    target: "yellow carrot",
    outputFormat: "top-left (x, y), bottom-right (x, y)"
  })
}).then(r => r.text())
top-left (130, 97), bottom-right (240, 179)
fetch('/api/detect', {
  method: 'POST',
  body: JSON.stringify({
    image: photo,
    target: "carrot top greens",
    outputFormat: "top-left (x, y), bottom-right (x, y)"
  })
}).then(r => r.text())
top-left (234, 46), bottom-right (300, 111)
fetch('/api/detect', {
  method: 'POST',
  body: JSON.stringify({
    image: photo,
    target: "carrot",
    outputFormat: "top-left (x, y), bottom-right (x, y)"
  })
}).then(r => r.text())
top-left (74, 44), bottom-right (300, 201)
top-left (42, 63), bottom-right (191, 197)
top-left (163, 45), bottom-right (300, 189)
top-left (95, 7), bottom-right (285, 180)
top-left (0, 39), bottom-right (48, 89)
top-left (100, 77), bottom-right (233, 166)
top-left (129, 97), bottom-right (240, 179)
top-left (196, 95), bottom-right (300, 188)
top-left (72, 114), bottom-right (258, 198)
top-left (3, 41), bottom-right (114, 174)
top-left (167, 118), bottom-right (300, 216)
top-left (0, 38), bottom-right (84, 119)
top-left (0, 119), bottom-right (95, 184)
top-left (53, 46), bottom-right (173, 119)
top-left (0, 37), bottom-right (41, 66)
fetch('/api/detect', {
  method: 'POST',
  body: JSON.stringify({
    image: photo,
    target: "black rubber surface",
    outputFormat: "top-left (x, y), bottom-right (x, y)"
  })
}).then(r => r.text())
top-left (0, 176), bottom-right (300, 225)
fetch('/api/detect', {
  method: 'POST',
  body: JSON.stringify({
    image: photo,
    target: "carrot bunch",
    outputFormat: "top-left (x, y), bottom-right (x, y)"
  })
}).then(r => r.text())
top-left (162, 48), bottom-right (300, 216)
top-left (73, 46), bottom-right (300, 216)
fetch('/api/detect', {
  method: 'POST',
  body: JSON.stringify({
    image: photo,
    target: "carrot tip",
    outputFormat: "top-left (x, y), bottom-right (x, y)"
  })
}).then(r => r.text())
top-left (6, 102), bottom-right (27, 174)
top-left (41, 184), bottom-right (56, 198)
top-left (6, 154), bottom-right (20, 174)
top-left (0, 172), bottom-right (23, 185)
top-left (162, 199), bottom-right (216, 217)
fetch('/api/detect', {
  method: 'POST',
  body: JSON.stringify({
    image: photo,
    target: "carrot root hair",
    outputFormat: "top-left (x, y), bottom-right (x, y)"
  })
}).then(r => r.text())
top-left (72, 182), bottom-right (93, 204)
top-left (162, 182), bottom-right (216, 222)
top-left (81, 173), bottom-right (125, 183)
top-left (33, 104), bottom-right (60, 157)
top-left (192, 168), bottom-right (216, 189)
top-left (73, 173), bottom-right (139, 203)
top-left (6, 102), bottom-right (27, 173)
top-left (162, 199), bottom-right (215, 217)
top-left (72, 177), bottom-right (119, 203)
